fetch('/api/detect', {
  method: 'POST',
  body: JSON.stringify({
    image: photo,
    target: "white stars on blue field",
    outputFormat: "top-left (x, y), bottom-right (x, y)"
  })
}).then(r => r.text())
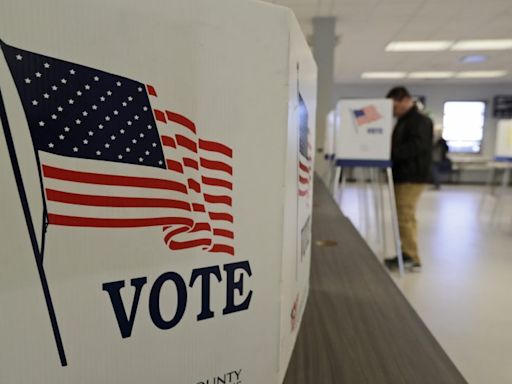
top-left (2, 42), bottom-right (165, 168)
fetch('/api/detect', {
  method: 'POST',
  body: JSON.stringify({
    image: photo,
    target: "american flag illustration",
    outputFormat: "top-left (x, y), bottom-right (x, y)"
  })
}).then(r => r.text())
top-left (352, 105), bottom-right (382, 126)
top-left (298, 92), bottom-right (311, 197)
top-left (1, 41), bottom-right (234, 256)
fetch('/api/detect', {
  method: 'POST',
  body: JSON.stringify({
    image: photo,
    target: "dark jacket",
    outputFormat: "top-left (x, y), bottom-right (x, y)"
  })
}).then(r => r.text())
top-left (391, 105), bottom-right (433, 183)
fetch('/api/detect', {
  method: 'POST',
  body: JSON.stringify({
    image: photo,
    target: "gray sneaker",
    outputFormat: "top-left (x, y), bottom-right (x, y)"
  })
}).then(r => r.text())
top-left (406, 261), bottom-right (422, 273)
top-left (384, 253), bottom-right (413, 270)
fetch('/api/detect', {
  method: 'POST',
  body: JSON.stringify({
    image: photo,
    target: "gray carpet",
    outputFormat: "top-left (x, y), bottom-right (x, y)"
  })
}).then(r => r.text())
top-left (283, 176), bottom-right (467, 384)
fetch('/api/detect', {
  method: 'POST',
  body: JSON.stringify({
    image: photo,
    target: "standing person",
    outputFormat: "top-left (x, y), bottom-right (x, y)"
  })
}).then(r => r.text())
top-left (384, 87), bottom-right (433, 272)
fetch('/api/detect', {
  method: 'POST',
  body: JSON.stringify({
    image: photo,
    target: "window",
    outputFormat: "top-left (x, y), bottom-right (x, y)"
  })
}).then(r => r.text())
top-left (442, 101), bottom-right (486, 153)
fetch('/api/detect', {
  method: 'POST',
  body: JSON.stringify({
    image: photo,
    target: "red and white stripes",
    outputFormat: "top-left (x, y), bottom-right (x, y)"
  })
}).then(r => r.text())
top-left (298, 139), bottom-right (312, 198)
top-left (149, 85), bottom-right (234, 256)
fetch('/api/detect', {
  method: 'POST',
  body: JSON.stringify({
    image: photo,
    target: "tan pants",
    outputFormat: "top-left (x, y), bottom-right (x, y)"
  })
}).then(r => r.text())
top-left (394, 183), bottom-right (425, 263)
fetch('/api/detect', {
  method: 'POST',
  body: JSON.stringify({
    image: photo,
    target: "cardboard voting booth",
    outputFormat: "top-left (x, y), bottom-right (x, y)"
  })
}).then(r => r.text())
top-left (0, 0), bottom-right (317, 383)
top-left (333, 98), bottom-right (405, 275)
top-left (335, 99), bottom-right (393, 165)
top-left (495, 120), bottom-right (512, 160)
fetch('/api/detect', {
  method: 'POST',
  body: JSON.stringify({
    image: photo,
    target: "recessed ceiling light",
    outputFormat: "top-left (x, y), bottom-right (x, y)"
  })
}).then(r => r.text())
top-left (408, 71), bottom-right (455, 79)
top-left (456, 70), bottom-right (508, 78)
top-left (361, 72), bottom-right (407, 79)
top-left (451, 39), bottom-right (512, 51)
top-left (460, 55), bottom-right (488, 64)
top-left (385, 41), bottom-right (453, 52)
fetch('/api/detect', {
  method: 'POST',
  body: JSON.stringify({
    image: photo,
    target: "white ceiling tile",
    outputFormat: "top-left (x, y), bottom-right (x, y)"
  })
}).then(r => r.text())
top-left (262, 0), bottom-right (512, 83)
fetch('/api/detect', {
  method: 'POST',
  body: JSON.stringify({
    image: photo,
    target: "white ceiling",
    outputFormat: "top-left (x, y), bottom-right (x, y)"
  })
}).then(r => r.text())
top-left (264, 0), bottom-right (512, 84)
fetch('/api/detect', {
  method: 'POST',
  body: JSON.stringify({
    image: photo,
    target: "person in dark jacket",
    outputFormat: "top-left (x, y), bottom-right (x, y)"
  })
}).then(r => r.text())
top-left (384, 86), bottom-right (433, 272)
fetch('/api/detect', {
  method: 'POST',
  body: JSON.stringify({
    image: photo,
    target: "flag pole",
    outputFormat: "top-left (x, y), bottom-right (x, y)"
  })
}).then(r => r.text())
top-left (295, 62), bottom-right (301, 281)
top-left (0, 86), bottom-right (68, 366)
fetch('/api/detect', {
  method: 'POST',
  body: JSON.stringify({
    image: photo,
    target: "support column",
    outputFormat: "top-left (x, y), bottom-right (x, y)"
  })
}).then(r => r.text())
top-left (312, 16), bottom-right (336, 174)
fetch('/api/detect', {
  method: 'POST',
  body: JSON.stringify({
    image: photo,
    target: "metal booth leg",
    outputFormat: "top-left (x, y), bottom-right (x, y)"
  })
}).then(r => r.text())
top-left (386, 167), bottom-right (404, 277)
top-left (362, 167), bottom-right (371, 238)
top-left (332, 165), bottom-right (342, 199)
top-left (373, 168), bottom-right (386, 259)
top-left (357, 168), bottom-right (366, 235)
top-left (326, 159), bottom-right (335, 193)
top-left (338, 166), bottom-right (347, 207)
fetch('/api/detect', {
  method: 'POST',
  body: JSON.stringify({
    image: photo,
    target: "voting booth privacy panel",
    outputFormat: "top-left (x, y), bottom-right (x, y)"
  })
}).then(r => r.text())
top-left (0, 0), bottom-right (317, 383)
top-left (495, 120), bottom-right (512, 160)
top-left (335, 99), bottom-right (392, 163)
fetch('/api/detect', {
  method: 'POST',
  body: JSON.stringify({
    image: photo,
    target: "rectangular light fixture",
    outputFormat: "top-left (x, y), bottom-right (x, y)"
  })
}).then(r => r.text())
top-left (408, 71), bottom-right (455, 79)
top-left (456, 70), bottom-right (508, 78)
top-left (460, 54), bottom-right (488, 64)
top-left (385, 40), bottom-right (453, 52)
top-left (451, 39), bottom-right (512, 51)
top-left (361, 72), bottom-right (407, 79)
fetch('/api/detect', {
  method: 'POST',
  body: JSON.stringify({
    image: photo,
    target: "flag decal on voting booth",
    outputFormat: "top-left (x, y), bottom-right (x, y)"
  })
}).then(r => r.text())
top-left (1, 40), bottom-right (236, 366)
top-left (1, 41), bottom-right (234, 254)
top-left (352, 105), bottom-right (382, 128)
top-left (297, 92), bottom-right (312, 198)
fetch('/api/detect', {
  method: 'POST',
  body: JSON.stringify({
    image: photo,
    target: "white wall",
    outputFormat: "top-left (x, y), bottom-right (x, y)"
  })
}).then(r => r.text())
top-left (332, 82), bottom-right (512, 160)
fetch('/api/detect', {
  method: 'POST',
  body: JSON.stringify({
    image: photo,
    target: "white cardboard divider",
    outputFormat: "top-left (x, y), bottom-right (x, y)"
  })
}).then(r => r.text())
top-left (495, 119), bottom-right (512, 160)
top-left (335, 99), bottom-right (393, 164)
top-left (0, 0), bottom-right (316, 383)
